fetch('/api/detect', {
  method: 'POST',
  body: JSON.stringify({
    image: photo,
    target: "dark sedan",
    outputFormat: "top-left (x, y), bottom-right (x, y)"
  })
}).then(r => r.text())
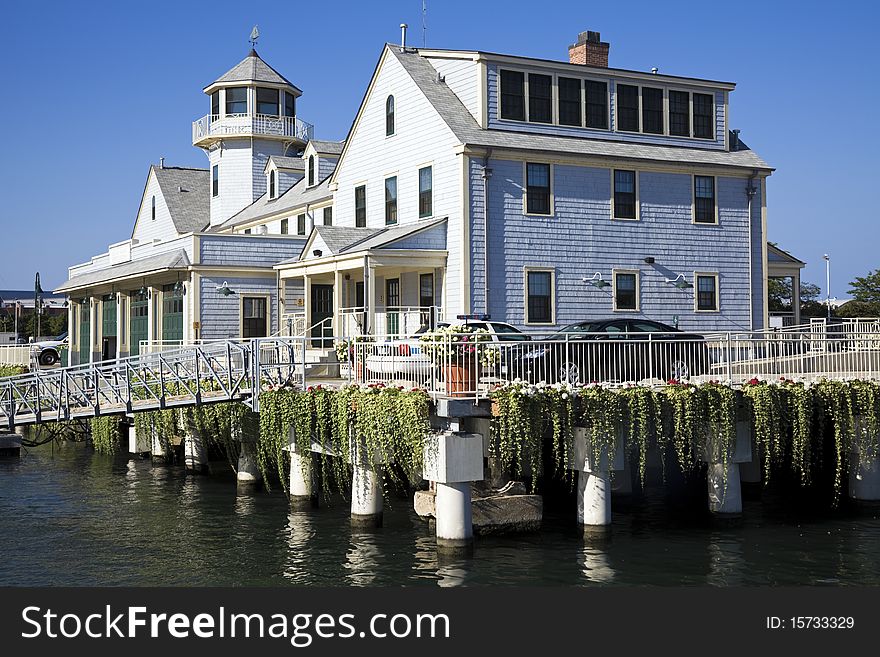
top-left (513, 319), bottom-right (708, 384)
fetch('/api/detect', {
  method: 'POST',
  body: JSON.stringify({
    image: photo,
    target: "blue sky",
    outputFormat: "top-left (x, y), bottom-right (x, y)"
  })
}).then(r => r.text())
top-left (0, 0), bottom-right (877, 299)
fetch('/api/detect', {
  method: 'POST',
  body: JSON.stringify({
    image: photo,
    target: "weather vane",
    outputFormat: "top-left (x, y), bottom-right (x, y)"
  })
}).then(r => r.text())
top-left (249, 25), bottom-right (260, 48)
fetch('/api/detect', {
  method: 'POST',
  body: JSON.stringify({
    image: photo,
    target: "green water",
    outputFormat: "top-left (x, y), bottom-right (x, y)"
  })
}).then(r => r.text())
top-left (1, 442), bottom-right (878, 586)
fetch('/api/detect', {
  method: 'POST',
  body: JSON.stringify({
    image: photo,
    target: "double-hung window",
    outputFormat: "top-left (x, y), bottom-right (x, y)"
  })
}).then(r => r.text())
top-left (525, 163), bottom-right (551, 215)
top-left (528, 73), bottom-right (552, 123)
top-left (613, 170), bottom-right (637, 220)
top-left (585, 80), bottom-right (608, 129)
top-left (616, 84), bottom-right (639, 132)
top-left (614, 272), bottom-right (639, 311)
top-left (641, 87), bottom-right (664, 134)
top-left (694, 176), bottom-right (716, 224)
top-left (669, 90), bottom-right (690, 136)
top-left (385, 176), bottom-right (398, 225)
top-left (296, 213), bottom-right (306, 235)
top-left (696, 274), bottom-right (719, 311)
top-left (280, 217), bottom-right (288, 234)
top-left (418, 166), bottom-right (433, 218)
top-left (323, 207), bottom-right (332, 226)
top-left (526, 270), bottom-right (553, 324)
top-left (500, 70), bottom-right (525, 121)
top-left (242, 297), bottom-right (268, 339)
top-left (693, 93), bottom-right (714, 139)
top-left (354, 185), bottom-right (366, 227)
top-left (558, 77), bottom-right (581, 126)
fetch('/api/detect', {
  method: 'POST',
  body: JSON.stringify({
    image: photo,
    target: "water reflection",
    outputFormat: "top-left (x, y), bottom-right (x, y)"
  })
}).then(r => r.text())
top-left (344, 532), bottom-right (383, 586)
top-left (580, 545), bottom-right (616, 584)
top-left (284, 511), bottom-right (316, 584)
top-left (706, 535), bottom-right (745, 586)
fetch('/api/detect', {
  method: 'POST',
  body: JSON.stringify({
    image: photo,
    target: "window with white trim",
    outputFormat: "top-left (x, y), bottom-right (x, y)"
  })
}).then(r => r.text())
top-left (418, 166), bottom-right (432, 218)
top-left (693, 93), bottom-right (714, 139)
top-left (528, 73), bottom-right (552, 123)
top-left (385, 176), bottom-right (398, 225)
top-left (614, 271), bottom-right (638, 311)
top-left (526, 269), bottom-right (553, 324)
top-left (212, 165), bottom-right (219, 197)
top-left (616, 84), bottom-right (639, 131)
top-left (525, 163), bottom-right (551, 215)
top-left (694, 176), bottom-right (716, 224)
top-left (613, 170), bottom-right (637, 220)
top-left (696, 274), bottom-right (719, 311)
top-left (296, 213), bottom-right (306, 235)
top-left (323, 207), bottom-right (332, 226)
top-left (355, 185), bottom-right (366, 227)
top-left (386, 95), bottom-right (395, 136)
top-left (280, 218), bottom-right (288, 234)
top-left (500, 70), bottom-right (525, 121)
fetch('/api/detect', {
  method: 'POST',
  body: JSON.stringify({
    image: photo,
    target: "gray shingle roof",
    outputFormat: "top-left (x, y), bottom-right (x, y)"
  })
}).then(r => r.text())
top-left (314, 226), bottom-right (384, 255)
top-left (267, 155), bottom-right (304, 171)
top-left (152, 166), bottom-right (210, 234)
top-left (308, 140), bottom-right (345, 155)
top-left (55, 250), bottom-right (190, 293)
top-left (214, 176), bottom-right (332, 231)
top-left (768, 243), bottom-right (805, 265)
top-left (387, 47), bottom-right (772, 171)
top-left (208, 49), bottom-right (299, 91)
top-left (338, 217), bottom-right (447, 252)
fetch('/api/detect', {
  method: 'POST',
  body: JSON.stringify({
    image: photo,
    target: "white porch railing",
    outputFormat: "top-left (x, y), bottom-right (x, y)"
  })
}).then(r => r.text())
top-left (192, 114), bottom-right (314, 145)
top-left (339, 306), bottom-right (441, 337)
top-left (0, 345), bottom-right (31, 367)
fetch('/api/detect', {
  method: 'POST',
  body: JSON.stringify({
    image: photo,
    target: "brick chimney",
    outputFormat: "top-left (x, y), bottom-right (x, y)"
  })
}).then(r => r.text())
top-left (568, 31), bottom-right (610, 67)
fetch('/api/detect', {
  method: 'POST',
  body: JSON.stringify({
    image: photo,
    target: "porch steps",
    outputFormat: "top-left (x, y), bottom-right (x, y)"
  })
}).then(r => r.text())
top-left (302, 348), bottom-right (338, 378)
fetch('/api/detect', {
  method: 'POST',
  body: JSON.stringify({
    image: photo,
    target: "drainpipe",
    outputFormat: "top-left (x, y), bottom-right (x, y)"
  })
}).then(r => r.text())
top-left (746, 170), bottom-right (759, 332)
top-left (481, 149), bottom-right (493, 316)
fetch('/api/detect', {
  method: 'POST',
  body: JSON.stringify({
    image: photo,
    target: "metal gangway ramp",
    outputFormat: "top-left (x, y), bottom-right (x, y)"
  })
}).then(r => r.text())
top-left (0, 338), bottom-right (305, 430)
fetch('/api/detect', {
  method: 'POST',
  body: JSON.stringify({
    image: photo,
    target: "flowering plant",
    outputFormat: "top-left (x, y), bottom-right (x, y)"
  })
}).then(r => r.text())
top-left (418, 324), bottom-right (493, 366)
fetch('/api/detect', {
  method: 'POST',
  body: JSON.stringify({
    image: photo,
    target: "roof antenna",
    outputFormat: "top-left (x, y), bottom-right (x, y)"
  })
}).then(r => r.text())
top-left (249, 25), bottom-right (260, 49)
top-left (422, 0), bottom-right (428, 47)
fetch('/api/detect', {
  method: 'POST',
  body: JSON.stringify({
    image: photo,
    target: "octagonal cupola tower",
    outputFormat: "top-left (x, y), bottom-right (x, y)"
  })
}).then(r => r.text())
top-left (193, 48), bottom-right (313, 226)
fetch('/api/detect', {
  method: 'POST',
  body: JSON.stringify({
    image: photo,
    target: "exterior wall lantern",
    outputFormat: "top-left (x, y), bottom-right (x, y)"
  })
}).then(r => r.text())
top-left (665, 274), bottom-right (693, 289)
top-left (584, 272), bottom-right (610, 288)
top-left (216, 281), bottom-right (236, 297)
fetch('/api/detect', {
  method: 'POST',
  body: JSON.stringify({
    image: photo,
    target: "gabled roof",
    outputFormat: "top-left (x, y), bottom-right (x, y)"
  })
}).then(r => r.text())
top-left (278, 217), bottom-right (448, 265)
top-left (206, 49), bottom-right (300, 92)
top-left (55, 250), bottom-right (190, 293)
top-left (306, 140), bottom-right (345, 156)
top-left (386, 46), bottom-right (772, 171)
top-left (768, 243), bottom-right (805, 266)
top-left (152, 166), bottom-right (210, 234)
top-left (213, 176), bottom-right (332, 231)
top-left (266, 155), bottom-right (304, 172)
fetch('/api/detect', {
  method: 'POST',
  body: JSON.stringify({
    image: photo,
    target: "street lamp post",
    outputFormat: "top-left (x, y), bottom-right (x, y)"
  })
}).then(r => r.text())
top-left (823, 254), bottom-right (831, 320)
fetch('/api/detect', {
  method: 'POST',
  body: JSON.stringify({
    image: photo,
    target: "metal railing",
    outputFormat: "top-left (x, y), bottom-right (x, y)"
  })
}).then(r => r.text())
top-left (339, 306), bottom-right (441, 337)
top-left (192, 113), bottom-right (314, 144)
top-left (347, 329), bottom-right (880, 400)
top-left (0, 337), bottom-right (307, 429)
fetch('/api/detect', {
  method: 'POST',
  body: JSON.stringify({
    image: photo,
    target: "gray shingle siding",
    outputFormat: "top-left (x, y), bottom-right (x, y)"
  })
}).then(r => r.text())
top-left (199, 275), bottom-right (278, 340)
top-left (473, 158), bottom-right (758, 332)
top-left (200, 235), bottom-right (306, 267)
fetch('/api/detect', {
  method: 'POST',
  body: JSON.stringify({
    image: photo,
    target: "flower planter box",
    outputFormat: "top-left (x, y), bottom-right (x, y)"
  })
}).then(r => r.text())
top-left (443, 361), bottom-right (477, 397)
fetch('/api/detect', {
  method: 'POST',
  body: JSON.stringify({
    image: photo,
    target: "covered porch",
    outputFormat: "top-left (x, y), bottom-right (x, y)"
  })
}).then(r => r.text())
top-left (767, 244), bottom-right (807, 329)
top-left (278, 248), bottom-right (446, 344)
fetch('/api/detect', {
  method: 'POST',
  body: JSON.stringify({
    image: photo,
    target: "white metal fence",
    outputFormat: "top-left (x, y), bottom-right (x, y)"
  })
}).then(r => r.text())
top-left (343, 329), bottom-right (880, 400)
top-left (0, 345), bottom-right (31, 367)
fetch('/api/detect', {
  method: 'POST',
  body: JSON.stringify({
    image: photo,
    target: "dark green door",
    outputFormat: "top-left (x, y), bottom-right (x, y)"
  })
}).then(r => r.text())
top-left (79, 301), bottom-right (91, 364)
top-left (162, 284), bottom-right (184, 343)
top-left (130, 291), bottom-right (148, 357)
top-left (101, 295), bottom-right (117, 360)
top-left (385, 278), bottom-right (400, 335)
top-left (310, 284), bottom-right (333, 347)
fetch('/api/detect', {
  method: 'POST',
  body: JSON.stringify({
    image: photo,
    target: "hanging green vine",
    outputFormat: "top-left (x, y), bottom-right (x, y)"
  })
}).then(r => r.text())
top-left (662, 382), bottom-right (705, 475)
top-left (90, 416), bottom-right (122, 455)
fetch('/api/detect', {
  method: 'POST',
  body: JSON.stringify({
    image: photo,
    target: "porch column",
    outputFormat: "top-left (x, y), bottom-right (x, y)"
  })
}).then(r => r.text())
top-left (89, 298), bottom-right (98, 364)
top-left (182, 277), bottom-right (191, 346)
top-left (147, 285), bottom-right (159, 348)
top-left (365, 261), bottom-right (377, 335)
top-left (792, 272), bottom-right (801, 327)
top-left (333, 269), bottom-right (343, 337)
top-left (117, 292), bottom-right (128, 359)
top-left (303, 275), bottom-right (311, 337)
top-left (67, 302), bottom-right (76, 364)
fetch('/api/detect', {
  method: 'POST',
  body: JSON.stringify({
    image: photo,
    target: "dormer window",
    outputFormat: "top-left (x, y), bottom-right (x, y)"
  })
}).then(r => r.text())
top-left (283, 91), bottom-right (295, 117)
top-left (269, 171), bottom-right (276, 199)
top-left (308, 155), bottom-right (315, 187)
top-left (257, 87), bottom-right (279, 116)
top-left (693, 93), bottom-right (714, 139)
top-left (386, 95), bottom-right (395, 136)
top-left (226, 87), bottom-right (247, 115)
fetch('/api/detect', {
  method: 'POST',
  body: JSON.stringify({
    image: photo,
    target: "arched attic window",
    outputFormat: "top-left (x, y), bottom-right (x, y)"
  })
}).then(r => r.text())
top-left (386, 95), bottom-right (395, 136)
top-left (308, 155), bottom-right (315, 187)
top-left (269, 171), bottom-right (276, 198)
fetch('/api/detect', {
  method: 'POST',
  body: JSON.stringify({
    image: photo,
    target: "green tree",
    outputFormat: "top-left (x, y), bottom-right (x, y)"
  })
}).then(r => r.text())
top-left (848, 269), bottom-right (880, 305)
top-left (768, 278), bottom-right (821, 311)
